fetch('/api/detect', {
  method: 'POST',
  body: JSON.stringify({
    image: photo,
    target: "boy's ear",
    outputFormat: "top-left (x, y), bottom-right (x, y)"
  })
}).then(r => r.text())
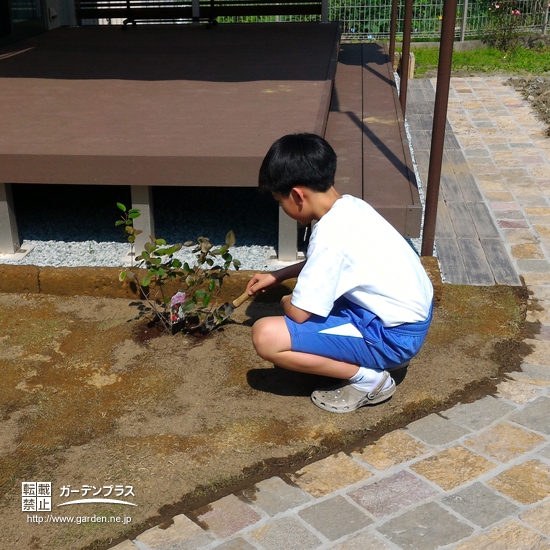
top-left (290, 187), bottom-right (306, 206)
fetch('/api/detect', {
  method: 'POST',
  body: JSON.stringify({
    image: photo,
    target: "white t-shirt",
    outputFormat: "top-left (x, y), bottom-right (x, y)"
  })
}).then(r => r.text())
top-left (291, 195), bottom-right (433, 327)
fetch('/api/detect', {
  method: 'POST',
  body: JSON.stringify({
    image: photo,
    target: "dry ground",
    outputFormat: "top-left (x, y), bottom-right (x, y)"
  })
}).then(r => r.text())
top-left (0, 279), bottom-right (530, 550)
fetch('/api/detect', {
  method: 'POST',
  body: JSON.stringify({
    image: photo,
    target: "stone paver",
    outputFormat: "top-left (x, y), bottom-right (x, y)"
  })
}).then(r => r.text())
top-left (487, 460), bottom-right (550, 505)
top-left (136, 514), bottom-right (215, 550)
top-left (112, 76), bottom-right (550, 550)
top-left (410, 446), bottom-right (497, 491)
top-left (298, 495), bottom-right (372, 541)
top-left (509, 396), bottom-right (550, 434)
top-left (249, 517), bottom-right (322, 550)
top-left (348, 470), bottom-right (438, 518)
top-left (352, 430), bottom-right (430, 470)
top-left (443, 396), bottom-right (515, 430)
top-left (454, 520), bottom-right (550, 550)
top-left (442, 482), bottom-right (519, 528)
top-left (241, 476), bottom-right (311, 517)
top-left (463, 422), bottom-right (546, 463)
top-left (289, 452), bottom-right (372, 498)
top-left (406, 413), bottom-right (471, 445)
top-left (192, 494), bottom-right (261, 539)
top-left (378, 502), bottom-right (474, 550)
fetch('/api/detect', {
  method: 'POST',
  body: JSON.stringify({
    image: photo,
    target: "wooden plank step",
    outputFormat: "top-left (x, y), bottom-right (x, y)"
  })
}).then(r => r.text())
top-left (326, 42), bottom-right (422, 238)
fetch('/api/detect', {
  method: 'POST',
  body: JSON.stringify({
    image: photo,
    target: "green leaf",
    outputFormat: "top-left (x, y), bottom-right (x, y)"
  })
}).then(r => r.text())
top-left (206, 258), bottom-right (214, 266)
top-left (202, 294), bottom-right (212, 307)
top-left (141, 275), bottom-right (151, 287)
top-left (156, 238), bottom-right (167, 246)
top-left (115, 220), bottom-right (126, 226)
top-left (172, 259), bottom-right (182, 268)
top-left (128, 235), bottom-right (135, 243)
top-left (119, 270), bottom-right (127, 282)
top-left (233, 259), bottom-right (241, 267)
top-left (125, 226), bottom-right (135, 234)
top-left (128, 212), bottom-right (140, 219)
top-left (208, 280), bottom-right (216, 292)
top-left (117, 203), bottom-right (127, 212)
top-left (194, 289), bottom-right (207, 299)
top-left (225, 230), bottom-right (236, 247)
top-left (182, 300), bottom-right (195, 312)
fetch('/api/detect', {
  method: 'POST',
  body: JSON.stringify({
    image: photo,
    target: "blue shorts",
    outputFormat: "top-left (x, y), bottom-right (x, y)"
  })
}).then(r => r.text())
top-left (285, 297), bottom-right (433, 370)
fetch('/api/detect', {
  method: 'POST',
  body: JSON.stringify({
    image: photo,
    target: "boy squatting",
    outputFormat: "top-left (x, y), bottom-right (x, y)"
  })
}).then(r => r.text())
top-left (246, 133), bottom-right (433, 414)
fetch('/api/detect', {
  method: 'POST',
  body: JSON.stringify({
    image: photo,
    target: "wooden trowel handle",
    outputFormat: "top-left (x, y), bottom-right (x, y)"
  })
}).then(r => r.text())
top-left (232, 290), bottom-right (251, 309)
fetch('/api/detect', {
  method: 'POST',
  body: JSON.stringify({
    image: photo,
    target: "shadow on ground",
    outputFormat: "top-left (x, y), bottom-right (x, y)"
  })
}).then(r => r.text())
top-left (0, 280), bottom-right (529, 549)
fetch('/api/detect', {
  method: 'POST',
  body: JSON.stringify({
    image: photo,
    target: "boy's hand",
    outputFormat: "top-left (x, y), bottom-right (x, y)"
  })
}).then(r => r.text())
top-left (246, 273), bottom-right (277, 295)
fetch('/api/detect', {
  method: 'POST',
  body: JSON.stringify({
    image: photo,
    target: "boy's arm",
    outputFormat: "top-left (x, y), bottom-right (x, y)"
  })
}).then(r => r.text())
top-left (246, 260), bottom-right (306, 295)
top-left (248, 261), bottom-right (311, 323)
top-left (280, 294), bottom-right (312, 323)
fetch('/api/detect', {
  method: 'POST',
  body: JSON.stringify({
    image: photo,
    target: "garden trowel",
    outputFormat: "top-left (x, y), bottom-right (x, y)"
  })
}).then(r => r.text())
top-left (203, 290), bottom-right (252, 332)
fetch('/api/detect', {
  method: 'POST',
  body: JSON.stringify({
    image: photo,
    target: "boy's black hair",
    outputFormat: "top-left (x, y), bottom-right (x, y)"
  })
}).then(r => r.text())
top-left (258, 133), bottom-right (337, 196)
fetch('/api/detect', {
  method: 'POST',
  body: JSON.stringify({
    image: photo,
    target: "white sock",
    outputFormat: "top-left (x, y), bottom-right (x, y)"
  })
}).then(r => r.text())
top-left (349, 367), bottom-right (392, 392)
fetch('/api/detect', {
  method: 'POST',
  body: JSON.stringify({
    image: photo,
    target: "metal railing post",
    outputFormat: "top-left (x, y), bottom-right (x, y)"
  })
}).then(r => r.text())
top-left (421, 0), bottom-right (458, 257)
top-left (460, 0), bottom-right (468, 41)
top-left (399, 0), bottom-right (413, 117)
top-left (543, 3), bottom-right (549, 35)
top-left (192, 0), bottom-right (200, 22)
top-left (321, 0), bottom-right (328, 22)
top-left (389, 0), bottom-right (398, 67)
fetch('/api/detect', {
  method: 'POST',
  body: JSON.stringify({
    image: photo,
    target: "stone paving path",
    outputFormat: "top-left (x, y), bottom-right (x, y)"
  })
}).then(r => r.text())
top-left (112, 77), bottom-right (550, 550)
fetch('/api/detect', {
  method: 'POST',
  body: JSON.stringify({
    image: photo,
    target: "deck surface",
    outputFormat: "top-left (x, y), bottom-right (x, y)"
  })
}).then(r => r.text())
top-left (326, 43), bottom-right (421, 237)
top-left (0, 23), bottom-right (339, 187)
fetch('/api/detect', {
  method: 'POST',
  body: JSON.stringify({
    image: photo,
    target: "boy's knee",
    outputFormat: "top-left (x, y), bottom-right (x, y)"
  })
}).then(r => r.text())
top-left (252, 319), bottom-right (271, 359)
top-left (252, 317), bottom-right (291, 362)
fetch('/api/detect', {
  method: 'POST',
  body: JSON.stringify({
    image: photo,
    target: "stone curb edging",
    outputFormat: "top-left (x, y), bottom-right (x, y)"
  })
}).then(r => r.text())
top-left (0, 258), bottom-right (443, 303)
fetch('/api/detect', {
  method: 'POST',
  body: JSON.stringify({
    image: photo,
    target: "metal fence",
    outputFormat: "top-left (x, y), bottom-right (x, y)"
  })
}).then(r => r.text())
top-left (89, 0), bottom-right (549, 42)
top-left (332, 0), bottom-right (548, 41)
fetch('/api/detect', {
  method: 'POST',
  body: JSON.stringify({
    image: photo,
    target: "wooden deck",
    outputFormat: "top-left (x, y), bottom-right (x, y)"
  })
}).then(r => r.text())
top-left (326, 43), bottom-right (421, 238)
top-left (0, 24), bottom-right (420, 259)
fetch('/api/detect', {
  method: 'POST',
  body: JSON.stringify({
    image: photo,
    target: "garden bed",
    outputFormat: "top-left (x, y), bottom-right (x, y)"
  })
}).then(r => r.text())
top-left (0, 268), bottom-right (529, 549)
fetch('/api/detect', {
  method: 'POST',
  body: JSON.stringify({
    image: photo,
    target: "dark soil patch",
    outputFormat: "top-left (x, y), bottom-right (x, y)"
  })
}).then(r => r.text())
top-left (0, 283), bottom-right (529, 550)
top-left (507, 75), bottom-right (550, 135)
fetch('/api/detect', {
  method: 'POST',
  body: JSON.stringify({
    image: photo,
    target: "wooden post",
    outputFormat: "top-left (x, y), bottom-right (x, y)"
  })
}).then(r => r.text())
top-left (0, 183), bottom-right (21, 254)
top-left (421, 0), bottom-right (458, 257)
top-left (130, 186), bottom-right (155, 255)
top-left (278, 206), bottom-right (298, 261)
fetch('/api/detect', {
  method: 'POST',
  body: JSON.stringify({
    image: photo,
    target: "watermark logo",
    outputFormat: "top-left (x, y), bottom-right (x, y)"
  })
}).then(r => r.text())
top-left (23, 481), bottom-right (135, 526)
top-left (22, 482), bottom-right (52, 512)
top-left (58, 484), bottom-right (137, 507)
top-left (22, 482), bottom-right (137, 511)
